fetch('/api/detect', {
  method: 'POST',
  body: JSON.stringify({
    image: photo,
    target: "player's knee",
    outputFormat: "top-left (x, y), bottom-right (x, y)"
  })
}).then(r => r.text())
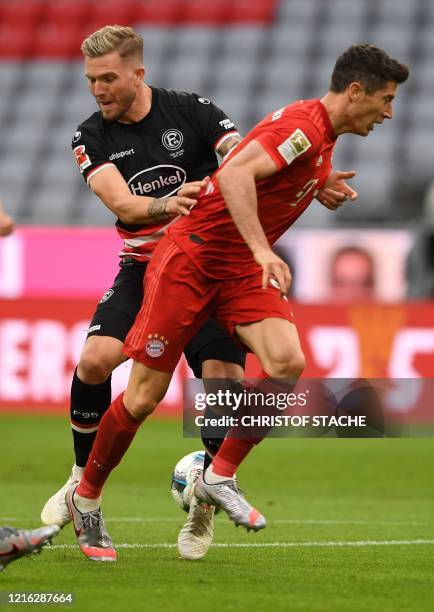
top-left (125, 384), bottom-right (165, 420)
top-left (201, 359), bottom-right (244, 379)
top-left (126, 396), bottom-right (157, 420)
top-left (78, 351), bottom-right (114, 384)
top-left (287, 351), bottom-right (306, 378)
top-left (266, 350), bottom-right (306, 379)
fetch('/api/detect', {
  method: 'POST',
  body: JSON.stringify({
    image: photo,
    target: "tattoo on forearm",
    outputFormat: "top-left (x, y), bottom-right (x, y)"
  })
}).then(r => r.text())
top-left (218, 135), bottom-right (242, 158)
top-left (148, 197), bottom-right (170, 218)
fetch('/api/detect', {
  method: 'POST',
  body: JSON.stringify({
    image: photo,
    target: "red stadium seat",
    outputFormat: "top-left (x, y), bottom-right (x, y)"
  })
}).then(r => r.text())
top-left (92, 0), bottom-right (135, 26)
top-left (182, 0), bottom-right (230, 25)
top-left (0, 0), bottom-right (47, 27)
top-left (230, 0), bottom-right (277, 24)
top-left (31, 23), bottom-right (80, 58)
top-left (132, 0), bottom-right (183, 25)
top-left (131, 0), bottom-right (277, 26)
top-left (78, 21), bottom-right (119, 45)
top-left (0, 23), bottom-right (33, 58)
top-left (44, 0), bottom-right (93, 26)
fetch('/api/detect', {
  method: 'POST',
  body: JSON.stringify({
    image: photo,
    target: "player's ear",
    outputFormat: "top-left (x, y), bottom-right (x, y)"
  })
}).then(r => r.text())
top-left (348, 82), bottom-right (364, 102)
top-left (134, 67), bottom-right (145, 84)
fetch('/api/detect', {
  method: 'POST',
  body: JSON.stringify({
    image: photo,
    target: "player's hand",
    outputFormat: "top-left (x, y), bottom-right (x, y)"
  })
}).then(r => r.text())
top-left (317, 170), bottom-right (358, 210)
top-left (177, 178), bottom-right (209, 199)
top-left (0, 213), bottom-right (14, 237)
top-left (253, 248), bottom-right (292, 296)
top-left (165, 178), bottom-right (210, 217)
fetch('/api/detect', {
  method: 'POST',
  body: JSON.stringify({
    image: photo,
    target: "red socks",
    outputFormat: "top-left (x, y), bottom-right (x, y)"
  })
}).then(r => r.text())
top-left (76, 393), bottom-right (142, 500)
top-left (211, 438), bottom-right (257, 478)
top-left (210, 371), bottom-right (296, 478)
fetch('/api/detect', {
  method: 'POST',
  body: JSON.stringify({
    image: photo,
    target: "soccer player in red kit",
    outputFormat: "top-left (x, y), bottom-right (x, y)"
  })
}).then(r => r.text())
top-left (66, 44), bottom-right (409, 561)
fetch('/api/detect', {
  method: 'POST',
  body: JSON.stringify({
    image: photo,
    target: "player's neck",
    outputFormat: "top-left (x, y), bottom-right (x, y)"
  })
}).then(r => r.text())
top-left (118, 83), bottom-right (153, 124)
top-left (320, 92), bottom-right (352, 137)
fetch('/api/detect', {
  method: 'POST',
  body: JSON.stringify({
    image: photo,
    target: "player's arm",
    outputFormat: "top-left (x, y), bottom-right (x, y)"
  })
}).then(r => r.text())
top-left (216, 134), bottom-right (242, 159)
top-left (191, 94), bottom-right (242, 160)
top-left (216, 140), bottom-right (291, 294)
top-left (88, 166), bottom-right (204, 225)
top-left (0, 200), bottom-right (14, 237)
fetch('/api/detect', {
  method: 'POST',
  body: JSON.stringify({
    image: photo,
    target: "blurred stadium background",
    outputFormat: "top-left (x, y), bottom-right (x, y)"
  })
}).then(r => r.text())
top-left (1, 6), bottom-right (433, 606)
top-left (0, 0), bottom-right (433, 417)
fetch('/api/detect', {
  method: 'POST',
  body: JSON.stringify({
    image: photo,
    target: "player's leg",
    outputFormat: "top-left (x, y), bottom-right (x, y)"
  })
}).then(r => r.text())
top-left (184, 319), bottom-right (246, 470)
top-left (66, 361), bottom-right (172, 562)
top-left (178, 320), bottom-right (245, 560)
top-left (71, 259), bottom-right (145, 469)
top-left (41, 259), bottom-right (145, 526)
top-left (201, 357), bottom-right (244, 466)
top-left (236, 318), bottom-right (305, 378)
top-left (196, 318), bottom-right (304, 528)
top-left (212, 318), bottom-right (304, 476)
top-left (212, 279), bottom-right (305, 476)
top-left (67, 239), bottom-right (215, 561)
top-left (72, 335), bottom-right (126, 467)
top-left (195, 275), bottom-right (304, 530)
top-left (0, 525), bottom-right (60, 571)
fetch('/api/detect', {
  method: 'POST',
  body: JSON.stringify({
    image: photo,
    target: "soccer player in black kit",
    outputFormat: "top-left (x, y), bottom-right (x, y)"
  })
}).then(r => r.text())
top-left (41, 25), bottom-right (244, 561)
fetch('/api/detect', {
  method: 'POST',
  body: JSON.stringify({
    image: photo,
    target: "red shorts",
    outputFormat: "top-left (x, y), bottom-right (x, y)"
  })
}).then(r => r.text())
top-left (124, 237), bottom-right (294, 372)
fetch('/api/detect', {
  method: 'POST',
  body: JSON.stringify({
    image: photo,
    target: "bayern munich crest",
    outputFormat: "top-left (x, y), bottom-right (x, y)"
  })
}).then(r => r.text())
top-left (145, 334), bottom-right (169, 358)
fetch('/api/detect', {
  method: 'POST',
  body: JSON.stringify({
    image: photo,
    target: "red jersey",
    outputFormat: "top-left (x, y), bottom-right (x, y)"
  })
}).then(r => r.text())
top-left (168, 98), bottom-right (336, 278)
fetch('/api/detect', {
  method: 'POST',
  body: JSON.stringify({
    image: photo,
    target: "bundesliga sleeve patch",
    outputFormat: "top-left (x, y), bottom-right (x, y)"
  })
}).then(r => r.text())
top-left (73, 144), bottom-right (92, 174)
top-left (277, 128), bottom-right (312, 165)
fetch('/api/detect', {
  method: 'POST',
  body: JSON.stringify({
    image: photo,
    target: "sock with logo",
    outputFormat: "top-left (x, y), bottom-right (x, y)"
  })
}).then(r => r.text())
top-left (70, 369), bottom-right (112, 468)
top-left (76, 393), bottom-right (143, 501)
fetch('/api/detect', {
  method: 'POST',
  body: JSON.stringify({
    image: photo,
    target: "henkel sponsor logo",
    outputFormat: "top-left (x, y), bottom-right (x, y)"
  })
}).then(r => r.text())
top-left (128, 165), bottom-right (186, 197)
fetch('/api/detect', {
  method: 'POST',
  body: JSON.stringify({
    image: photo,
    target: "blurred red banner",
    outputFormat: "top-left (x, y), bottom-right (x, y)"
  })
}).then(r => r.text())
top-left (0, 299), bottom-right (433, 419)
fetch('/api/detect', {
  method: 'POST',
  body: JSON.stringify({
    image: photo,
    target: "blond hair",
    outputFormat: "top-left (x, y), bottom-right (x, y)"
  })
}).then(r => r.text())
top-left (81, 25), bottom-right (143, 60)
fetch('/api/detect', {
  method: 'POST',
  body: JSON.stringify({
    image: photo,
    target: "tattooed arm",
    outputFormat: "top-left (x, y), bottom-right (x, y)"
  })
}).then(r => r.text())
top-left (216, 134), bottom-right (242, 159)
top-left (88, 166), bottom-right (206, 225)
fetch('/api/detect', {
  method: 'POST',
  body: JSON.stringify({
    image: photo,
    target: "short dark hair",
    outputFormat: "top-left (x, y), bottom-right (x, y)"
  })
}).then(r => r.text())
top-left (330, 44), bottom-right (409, 95)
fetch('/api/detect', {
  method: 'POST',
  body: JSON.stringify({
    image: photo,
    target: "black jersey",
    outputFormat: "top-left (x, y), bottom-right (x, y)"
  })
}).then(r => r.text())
top-left (72, 87), bottom-right (239, 259)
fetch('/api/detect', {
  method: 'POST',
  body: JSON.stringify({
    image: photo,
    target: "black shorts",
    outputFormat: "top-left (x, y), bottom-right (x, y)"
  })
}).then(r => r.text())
top-left (88, 257), bottom-right (246, 378)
